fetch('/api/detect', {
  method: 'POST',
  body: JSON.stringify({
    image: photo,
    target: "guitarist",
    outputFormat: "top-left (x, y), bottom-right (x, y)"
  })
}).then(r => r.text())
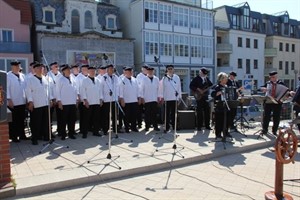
top-left (227, 71), bottom-right (242, 131)
top-left (189, 67), bottom-right (213, 131)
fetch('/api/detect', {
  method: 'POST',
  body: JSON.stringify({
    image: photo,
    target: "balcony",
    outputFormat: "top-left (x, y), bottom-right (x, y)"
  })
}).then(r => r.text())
top-left (0, 41), bottom-right (31, 53)
top-left (216, 43), bottom-right (232, 53)
top-left (264, 48), bottom-right (277, 57)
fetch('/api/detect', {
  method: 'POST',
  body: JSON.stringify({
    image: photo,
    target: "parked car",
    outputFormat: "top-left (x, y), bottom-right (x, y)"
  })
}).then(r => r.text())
top-left (235, 105), bottom-right (261, 122)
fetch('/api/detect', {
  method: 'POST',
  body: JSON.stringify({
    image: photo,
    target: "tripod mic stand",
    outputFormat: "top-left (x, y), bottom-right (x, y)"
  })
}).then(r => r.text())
top-left (233, 97), bottom-right (251, 137)
top-left (88, 95), bottom-right (121, 170)
top-left (39, 51), bottom-right (69, 154)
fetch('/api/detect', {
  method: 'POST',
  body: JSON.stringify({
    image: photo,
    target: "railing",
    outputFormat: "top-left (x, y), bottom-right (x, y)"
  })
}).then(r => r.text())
top-left (216, 43), bottom-right (232, 52)
top-left (0, 41), bottom-right (31, 53)
top-left (264, 48), bottom-right (277, 57)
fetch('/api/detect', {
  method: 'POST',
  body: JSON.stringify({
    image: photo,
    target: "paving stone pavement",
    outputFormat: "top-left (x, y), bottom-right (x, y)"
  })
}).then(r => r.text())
top-left (6, 121), bottom-right (300, 199)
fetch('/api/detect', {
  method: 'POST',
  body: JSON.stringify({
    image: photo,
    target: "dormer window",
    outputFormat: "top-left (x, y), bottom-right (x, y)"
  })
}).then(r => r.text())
top-left (85, 11), bottom-right (93, 29)
top-left (42, 5), bottom-right (56, 24)
top-left (106, 14), bottom-right (116, 30)
top-left (243, 7), bottom-right (250, 29)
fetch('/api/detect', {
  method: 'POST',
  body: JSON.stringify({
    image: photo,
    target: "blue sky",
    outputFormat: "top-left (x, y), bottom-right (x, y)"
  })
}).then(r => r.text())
top-left (212, 0), bottom-right (300, 21)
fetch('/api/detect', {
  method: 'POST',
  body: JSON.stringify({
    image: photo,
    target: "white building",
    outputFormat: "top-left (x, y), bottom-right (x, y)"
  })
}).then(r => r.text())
top-left (111, 0), bottom-right (215, 93)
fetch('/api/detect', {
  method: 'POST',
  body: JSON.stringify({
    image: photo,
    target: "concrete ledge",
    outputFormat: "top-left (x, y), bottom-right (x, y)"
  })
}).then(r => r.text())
top-left (0, 183), bottom-right (16, 199)
top-left (15, 139), bottom-right (275, 196)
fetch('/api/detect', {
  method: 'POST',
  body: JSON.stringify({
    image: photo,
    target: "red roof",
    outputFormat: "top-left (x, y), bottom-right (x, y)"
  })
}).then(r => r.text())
top-left (3, 0), bottom-right (32, 25)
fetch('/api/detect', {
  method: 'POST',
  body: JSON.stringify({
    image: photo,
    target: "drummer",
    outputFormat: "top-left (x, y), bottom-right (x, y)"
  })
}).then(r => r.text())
top-left (227, 71), bottom-right (242, 131)
top-left (260, 71), bottom-right (287, 136)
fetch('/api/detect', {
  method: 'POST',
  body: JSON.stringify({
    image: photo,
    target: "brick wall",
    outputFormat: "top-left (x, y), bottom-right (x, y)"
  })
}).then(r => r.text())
top-left (0, 121), bottom-right (11, 187)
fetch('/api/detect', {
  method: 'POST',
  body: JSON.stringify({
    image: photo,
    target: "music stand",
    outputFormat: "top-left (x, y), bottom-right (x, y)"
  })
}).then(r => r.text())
top-left (252, 95), bottom-right (273, 139)
top-left (234, 97), bottom-right (252, 136)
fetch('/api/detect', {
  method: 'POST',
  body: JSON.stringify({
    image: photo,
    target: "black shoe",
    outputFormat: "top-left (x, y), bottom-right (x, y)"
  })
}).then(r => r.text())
top-left (145, 128), bottom-right (149, 131)
top-left (132, 128), bottom-right (139, 132)
top-left (82, 134), bottom-right (87, 139)
top-left (32, 140), bottom-right (38, 145)
top-left (154, 127), bottom-right (160, 131)
top-left (205, 126), bottom-right (212, 130)
top-left (215, 136), bottom-right (222, 140)
top-left (125, 129), bottom-right (130, 133)
top-left (272, 132), bottom-right (277, 136)
top-left (197, 127), bottom-right (202, 131)
top-left (12, 138), bottom-right (20, 143)
top-left (138, 124), bottom-right (142, 128)
top-left (93, 132), bottom-right (102, 137)
top-left (61, 136), bottom-right (66, 140)
top-left (226, 133), bottom-right (232, 138)
top-left (103, 132), bottom-right (108, 136)
top-left (69, 135), bottom-right (76, 139)
top-left (20, 136), bottom-right (30, 140)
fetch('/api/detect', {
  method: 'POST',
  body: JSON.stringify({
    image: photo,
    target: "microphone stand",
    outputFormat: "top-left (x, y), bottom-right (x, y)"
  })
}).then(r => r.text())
top-left (154, 72), bottom-right (184, 158)
top-left (103, 76), bottom-right (132, 145)
top-left (39, 51), bottom-right (69, 154)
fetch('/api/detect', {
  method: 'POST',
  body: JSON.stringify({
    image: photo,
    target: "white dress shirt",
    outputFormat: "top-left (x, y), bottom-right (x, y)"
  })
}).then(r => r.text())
top-left (119, 76), bottom-right (140, 103)
top-left (159, 74), bottom-right (182, 101)
top-left (100, 73), bottom-right (120, 102)
top-left (140, 75), bottom-right (159, 103)
top-left (25, 75), bottom-right (53, 108)
top-left (56, 75), bottom-right (78, 105)
top-left (7, 72), bottom-right (26, 106)
top-left (80, 76), bottom-right (102, 105)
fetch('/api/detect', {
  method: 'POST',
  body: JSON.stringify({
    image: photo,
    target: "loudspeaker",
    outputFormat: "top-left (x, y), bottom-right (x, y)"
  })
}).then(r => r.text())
top-left (178, 110), bottom-right (195, 129)
top-left (0, 70), bottom-right (7, 122)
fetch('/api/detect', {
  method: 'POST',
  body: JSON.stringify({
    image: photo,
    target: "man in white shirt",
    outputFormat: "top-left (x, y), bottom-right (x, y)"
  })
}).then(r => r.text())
top-left (80, 66), bottom-right (103, 138)
top-left (119, 66), bottom-right (141, 133)
top-left (136, 64), bottom-right (148, 128)
top-left (140, 66), bottom-right (160, 131)
top-left (56, 64), bottom-right (78, 140)
top-left (25, 63), bottom-right (54, 145)
top-left (7, 60), bottom-right (27, 142)
top-left (159, 65), bottom-right (182, 132)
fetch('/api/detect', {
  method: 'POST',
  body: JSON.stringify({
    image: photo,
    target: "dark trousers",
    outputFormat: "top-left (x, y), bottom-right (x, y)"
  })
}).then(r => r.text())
top-left (51, 105), bottom-right (63, 135)
top-left (144, 101), bottom-right (159, 129)
top-left (82, 104), bottom-right (100, 136)
top-left (102, 102), bottom-right (117, 133)
top-left (215, 110), bottom-right (230, 138)
top-left (8, 104), bottom-right (26, 140)
top-left (61, 105), bottom-right (77, 137)
top-left (262, 103), bottom-right (282, 133)
top-left (118, 105), bottom-right (125, 129)
top-left (124, 102), bottom-right (138, 131)
top-left (137, 104), bottom-right (144, 126)
top-left (78, 102), bottom-right (84, 133)
top-left (31, 106), bottom-right (49, 141)
top-left (229, 107), bottom-right (237, 128)
top-left (165, 101), bottom-right (176, 131)
top-left (196, 99), bottom-right (210, 129)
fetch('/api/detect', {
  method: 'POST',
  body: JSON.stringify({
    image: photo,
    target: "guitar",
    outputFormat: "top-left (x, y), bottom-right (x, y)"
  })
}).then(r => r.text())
top-left (193, 86), bottom-right (213, 100)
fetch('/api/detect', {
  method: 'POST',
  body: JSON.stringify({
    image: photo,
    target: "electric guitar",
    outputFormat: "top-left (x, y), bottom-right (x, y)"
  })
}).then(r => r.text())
top-left (193, 86), bottom-right (213, 100)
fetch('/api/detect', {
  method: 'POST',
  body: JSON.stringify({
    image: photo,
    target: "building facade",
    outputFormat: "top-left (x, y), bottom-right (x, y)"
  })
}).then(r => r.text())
top-left (112, 0), bottom-right (215, 93)
top-left (0, 0), bottom-right (33, 73)
top-left (31, 0), bottom-right (134, 72)
top-left (215, 2), bottom-right (300, 93)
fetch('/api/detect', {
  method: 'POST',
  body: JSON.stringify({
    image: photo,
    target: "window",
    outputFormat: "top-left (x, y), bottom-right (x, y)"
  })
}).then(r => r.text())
top-left (190, 36), bottom-right (202, 58)
top-left (286, 43), bottom-right (289, 52)
top-left (159, 33), bottom-right (172, 56)
top-left (190, 9), bottom-right (201, 29)
top-left (144, 32), bottom-right (158, 55)
top-left (0, 58), bottom-right (27, 73)
top-left (279, 42), bottom-right (283, 51)
top-left (230, 14), bottom-right (240, 29)
top-left (1, 29), bottom-right (13, 42)
top-left (174, 35), bottom-right (189, 57)
top-left (292, 44), bottom-right (295, 52)
top-left (173, 6), bottom-right (188, 27)
top-left (252, 18), bottom-right (259, 31)
top-left (84, 11), bottom-right (93, 29)
top-left (285, 61), bottom-right (289, 74)
top-left (145, 2), bottom-right (158, 23)
top-left (279, 61), bottom-right (283, 70)
top-left (254, 59), bottom-right (258, 69)
top-left (106, 14), bottom-right (116, 30)
top-left (273, 22), bottom-right (280, 34)
top-left (159, 4), bottom-right (172, 25)
top-left (243, 7), bottom-right (250, 29)
top-left (246, 59), bottom-right (250, 74)
top-left (290, 25), bottom-right (296, 37)
top-left (42, 5), bottom-right (56, 24)
top-left (254, 39), bottom-right (258, 49)
top-left (238, 37), bottom-right (242, 47)
top-left (238, 58), bottom-right (242, 68)
top-left (202, 11), bottom-right (212, 31)
top-left (283, 23), bottom-right (289, 35)
top-left (203, 37), bottom-right (213, 59)
top-left (246, 38), bottom-right (250, 48)
top-left (71, 10), bottom-right (80, 34)
top-left (291, 62), bottom-right (295, 70)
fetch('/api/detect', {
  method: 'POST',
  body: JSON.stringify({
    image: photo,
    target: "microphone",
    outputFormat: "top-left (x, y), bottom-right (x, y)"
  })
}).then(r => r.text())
top-left (40, 50), bottom-right (44, 58)
top-left (154, 56), bottom-right (159, 63)
top-left (103, 54), bottom-right (108, 61)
